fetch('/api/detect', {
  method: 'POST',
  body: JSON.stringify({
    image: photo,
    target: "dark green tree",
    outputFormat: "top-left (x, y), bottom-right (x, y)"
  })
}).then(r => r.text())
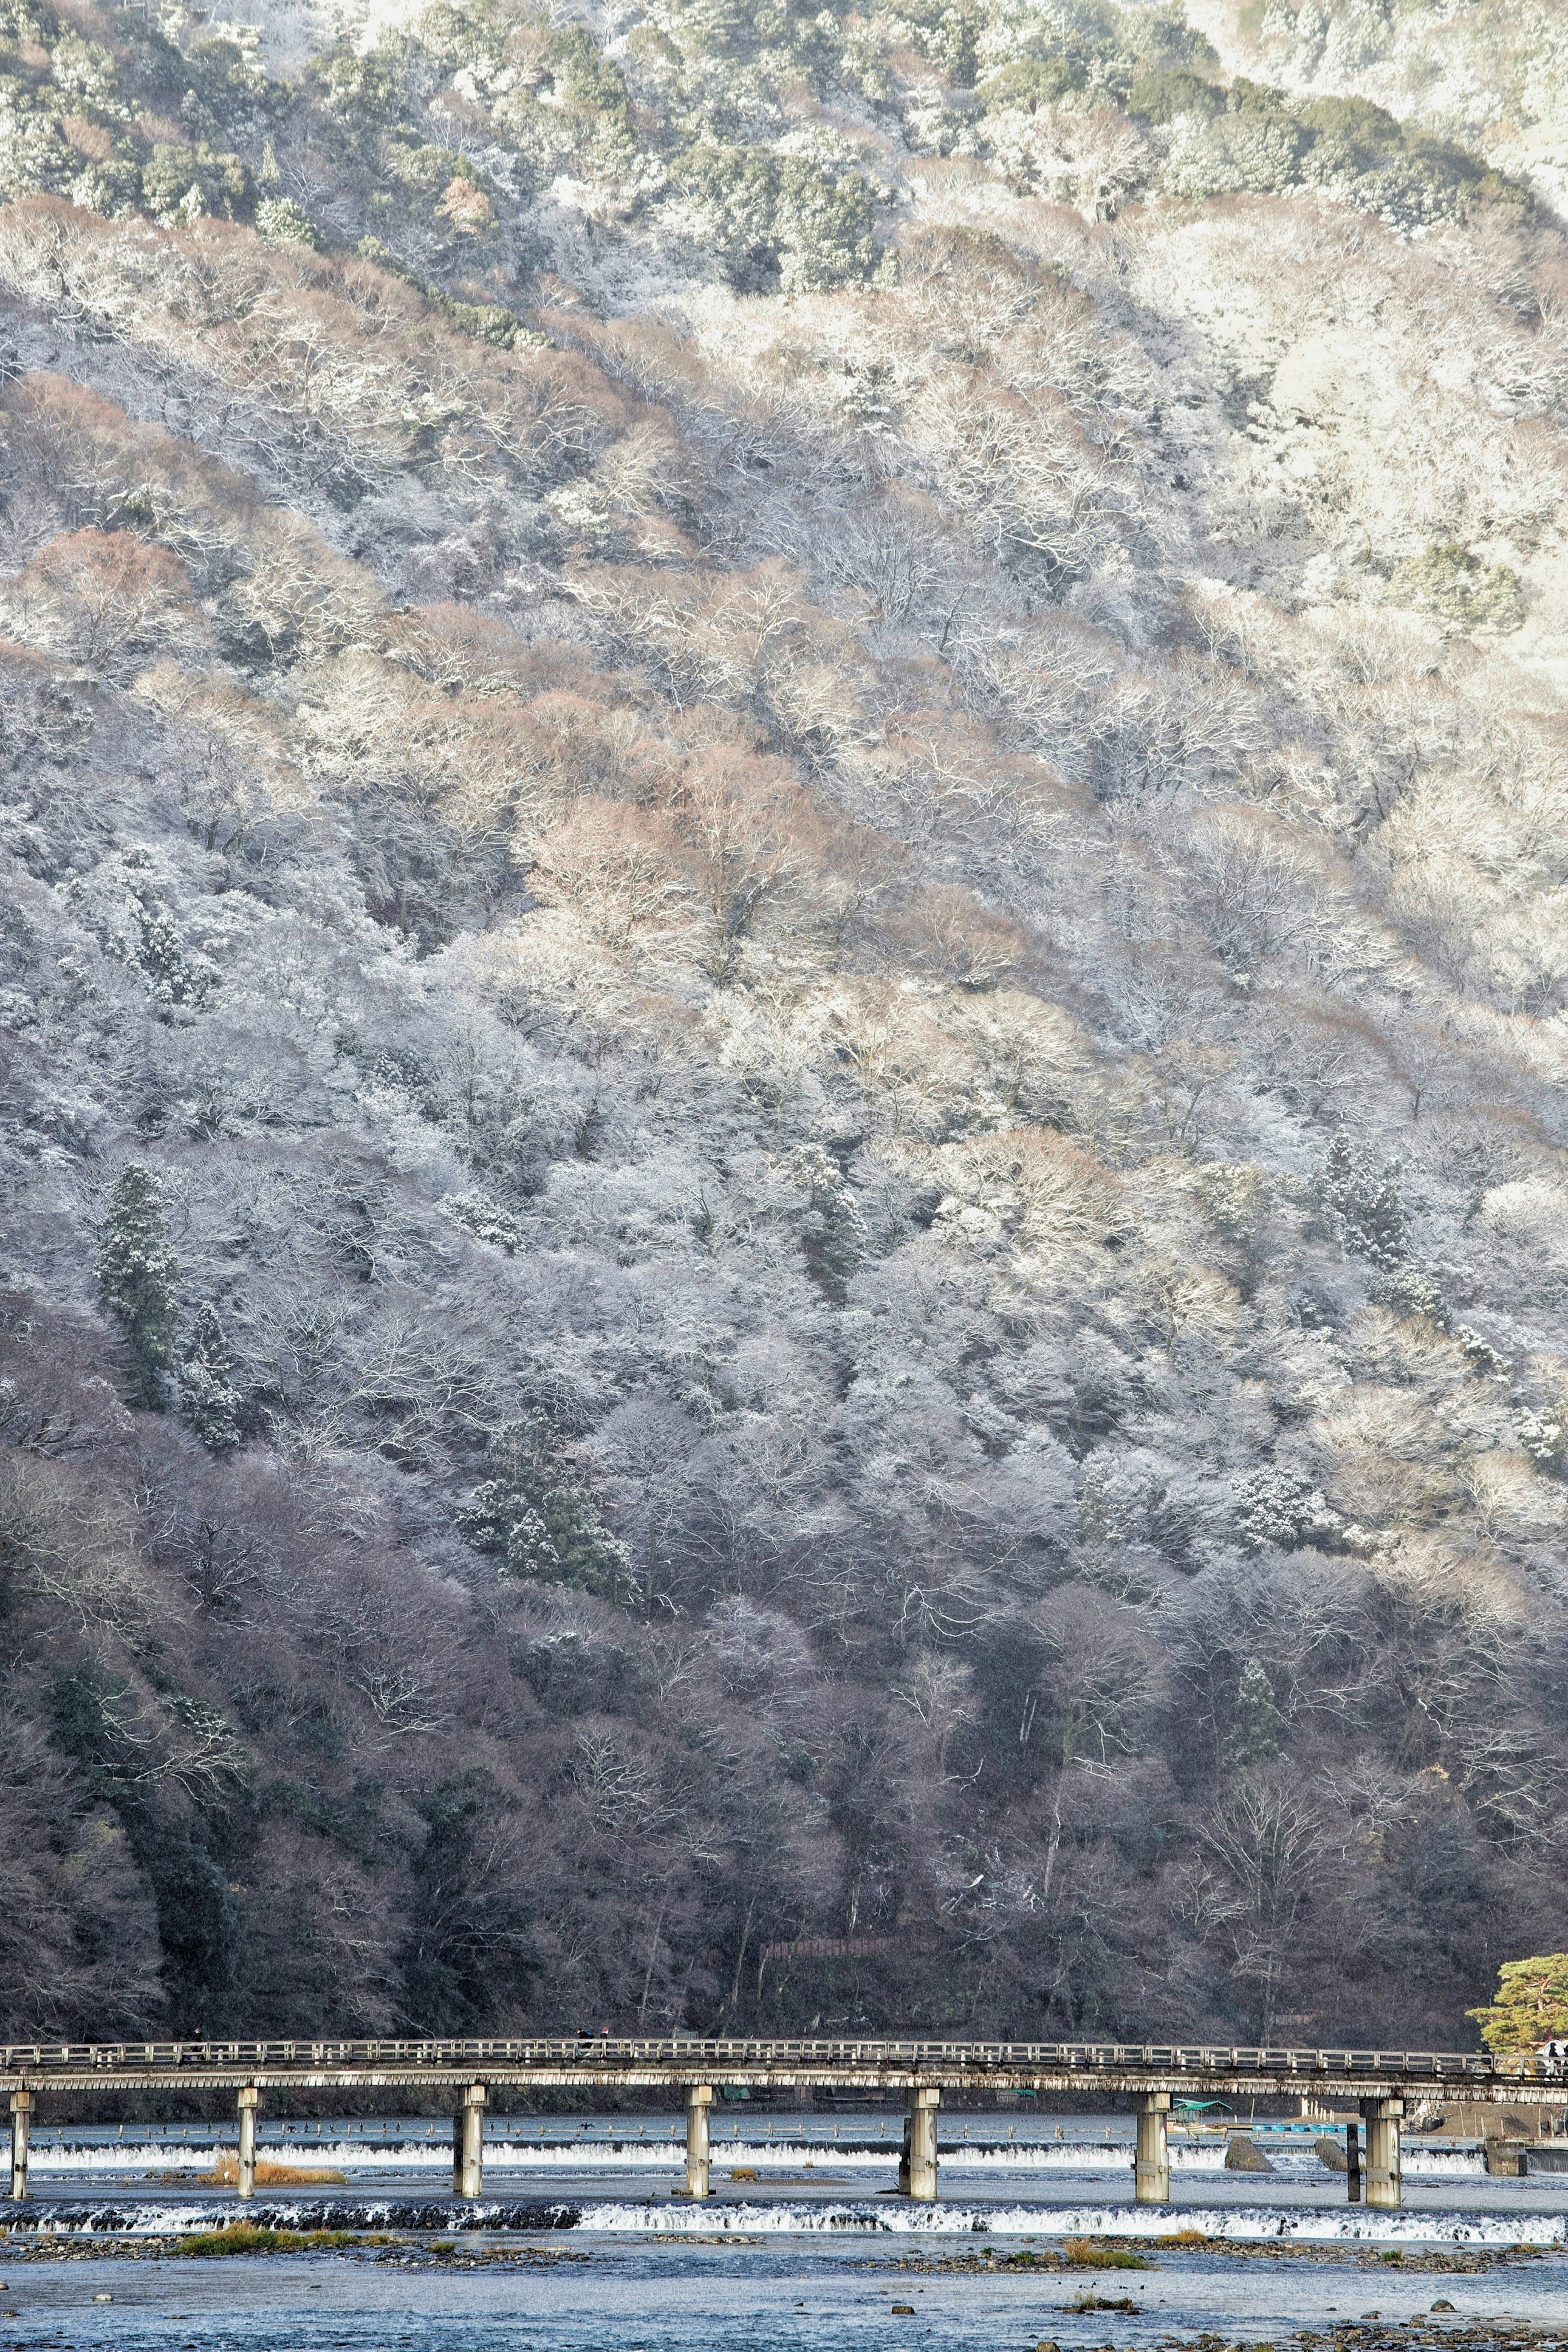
top-left (179, 1303), bottom-right (242, 1451)
top-left (397, 1772), bottom-right (539, 2033)
top-left (454, 1420), bottom-right (634, 1603)
top-left (97, 1166), bottom-right (178, 1408)
top-left (791, 1144), bottom-right (866, 1302)
top-left (1224, 1658), bottom-right (1285, 1769)
top-left (1319, 1130), bottom-right (1405, 1267)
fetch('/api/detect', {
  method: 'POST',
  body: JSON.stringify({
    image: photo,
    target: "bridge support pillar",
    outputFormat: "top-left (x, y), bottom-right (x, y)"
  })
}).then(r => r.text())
top-left (237, 2085), bottom-right (260, 2202)
top-left (899, 2087), bottom-right (940, 2201)
top-left (454, 2084), bottom-right (486, 2200)
top-left (685, 2085), bottom-right (713, 2200)
top-left (1135, 2093), bottom-right (1171, 2204)
top-left (1361, 2100), bottom-right (1402, 2210)
top-left (1346, 2121), bottom-right (1361, 2203)
top-left (9, 2093), bottom-right (30, 2202)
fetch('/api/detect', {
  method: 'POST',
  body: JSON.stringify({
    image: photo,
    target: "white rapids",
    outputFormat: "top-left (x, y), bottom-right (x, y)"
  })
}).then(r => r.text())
top-left (570, 2198), bottom-right (1568, 2244)
top-left (9, 2134), bottom-right (1493, 2179)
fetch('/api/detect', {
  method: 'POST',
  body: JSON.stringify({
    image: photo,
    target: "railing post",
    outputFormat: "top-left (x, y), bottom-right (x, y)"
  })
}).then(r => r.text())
top-left (1135, 2093), bottom-right (1170, 2204)
top-left (454, 2083), bottom-right (485, 2200)
top-left (9, 2093), bottom-right (31, 2201)
top-left (1361, 2098), bottom-right (1402, 2210)
top-left (1346, 2120), bottom-right (1361, 2203)
top-left (685, 2085), bottom-right (713, 2199)
top-left (899, 2086), bottom-right (939, 2200)
top-left (236, 2085), bottom-right (260, 2201)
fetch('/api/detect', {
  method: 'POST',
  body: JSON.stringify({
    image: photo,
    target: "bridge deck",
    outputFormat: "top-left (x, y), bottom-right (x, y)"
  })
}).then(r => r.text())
top-left (3, 2039), bottom-right (1564, 2102)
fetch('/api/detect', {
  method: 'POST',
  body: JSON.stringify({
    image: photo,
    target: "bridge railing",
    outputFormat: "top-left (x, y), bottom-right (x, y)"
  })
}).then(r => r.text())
top-left (0, 2038), bottom-right (1555, 2081)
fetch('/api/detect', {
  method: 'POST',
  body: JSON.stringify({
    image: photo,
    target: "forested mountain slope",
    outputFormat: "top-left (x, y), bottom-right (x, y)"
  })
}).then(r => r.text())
top-left (0, 0), bottom-right (1565, 2050)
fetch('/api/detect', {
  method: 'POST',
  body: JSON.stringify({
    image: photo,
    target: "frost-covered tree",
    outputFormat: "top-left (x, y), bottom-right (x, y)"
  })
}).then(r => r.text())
top-left (96, 1168), bottom-right (178, 1409)
top-left (456, 1426), bottom-right (634, 1605)
top-left (1318, 1132), bottom-right (1406, 1268)
top-left (1224, 1659), bottom-right (1286, 1770)
top-left (0, 0), bottom-right (1566, 2051)
top-left (179, 1305), bottom-right (242, 1452)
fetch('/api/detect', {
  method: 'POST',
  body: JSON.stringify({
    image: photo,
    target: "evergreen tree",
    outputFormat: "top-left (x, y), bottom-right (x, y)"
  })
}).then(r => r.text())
top-left (96, 1166), bottom-right (178, 1409)
top-left (1319, 1131), bottom-right (1406, 1267)
top-left (454, 1420), bottom-right (633, 1603)
top-left (1468, 1954), bottom-right (1568, 2051)
top-left (179, 1303), bottom-right (242, 1451)
top-left (1224, 1658), bottom-right (1285, 1769)
top-left (791, 1144), bottom-right (866, 1302)
top-left (1233, 1467), bottom-right (1318, 1554)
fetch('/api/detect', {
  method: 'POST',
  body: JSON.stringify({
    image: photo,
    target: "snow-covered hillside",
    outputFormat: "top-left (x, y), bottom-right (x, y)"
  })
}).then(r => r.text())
top-left (0, 0), bottom-right (1564, 2047)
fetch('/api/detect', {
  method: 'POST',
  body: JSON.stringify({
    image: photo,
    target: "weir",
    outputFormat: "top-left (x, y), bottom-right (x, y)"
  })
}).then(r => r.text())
top-left (1, 2039), bottom-right (1561, 2214)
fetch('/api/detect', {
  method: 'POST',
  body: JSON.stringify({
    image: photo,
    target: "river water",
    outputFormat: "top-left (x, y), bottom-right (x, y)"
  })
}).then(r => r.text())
top-left (3, 2114), bottom-right (1566, 2351)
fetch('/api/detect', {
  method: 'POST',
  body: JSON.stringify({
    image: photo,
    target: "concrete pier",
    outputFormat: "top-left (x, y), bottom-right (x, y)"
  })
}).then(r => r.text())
top-left (1135, 2092), bottom-right (1170, 2203)
top-left (685, 2084), bottom-right (713, 2199)
top-left (236, 2085), bottom-right (259, 2202)
top-left (8, 2092), bottom-right (29, 2201)
top-left (454, 2083), bottom-right (486, 2199)
top-left (898, 2085), bottom-right (940, 2200)
top-left (1347, 2120), bottom-right (1361, 2203)
top-left (1362, 2097), bottom-right (1402, 2209)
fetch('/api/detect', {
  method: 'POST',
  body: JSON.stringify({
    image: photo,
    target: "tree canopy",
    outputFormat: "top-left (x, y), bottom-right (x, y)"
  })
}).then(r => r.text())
top-left (1468, 1956), bottom-right (1568, 2053)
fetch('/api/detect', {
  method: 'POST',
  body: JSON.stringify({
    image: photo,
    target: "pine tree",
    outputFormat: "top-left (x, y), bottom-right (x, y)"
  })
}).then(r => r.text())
top-left (96, 1166), bottom-right (178, 1408)
top-left (180, 1303), bottom-right (242, 1450)
top-left (1468, 1954), bottom-right (1568, 2052)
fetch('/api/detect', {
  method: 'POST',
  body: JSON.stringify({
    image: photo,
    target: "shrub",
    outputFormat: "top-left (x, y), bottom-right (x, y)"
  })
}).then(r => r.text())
top-left (1388, 543), bottom-right (1525, 634)
top-left (69, 153), bottom-right (142, 214)
top-left (202, 2154), bottom-right (347, 2186)
top-left (178, 2226), bottom-right (361, 2256)
top-left (1063, 2239), bottom-right (1153, 2269)
top-left (140, 140), bottom-right (252, 223)
top-left (977, 55), bottom-right (1080, 113)
top-left (1126, 66), bottom-right (1221, 122)
top-left (256, 195), bottom-right (318, 246)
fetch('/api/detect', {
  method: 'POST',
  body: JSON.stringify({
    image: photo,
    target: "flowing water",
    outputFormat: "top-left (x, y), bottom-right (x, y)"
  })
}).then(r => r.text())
top-left (4, 2115), bottom-right (1567, 2351)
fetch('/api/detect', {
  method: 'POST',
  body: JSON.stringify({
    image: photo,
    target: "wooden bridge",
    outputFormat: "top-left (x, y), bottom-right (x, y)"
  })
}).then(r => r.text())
top-left (4, 2038), bottom-right (1564, 2213)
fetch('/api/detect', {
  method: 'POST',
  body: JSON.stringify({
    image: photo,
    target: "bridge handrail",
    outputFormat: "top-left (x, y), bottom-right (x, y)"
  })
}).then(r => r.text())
top-left (0, 2037), bottom-right (1551, 2080)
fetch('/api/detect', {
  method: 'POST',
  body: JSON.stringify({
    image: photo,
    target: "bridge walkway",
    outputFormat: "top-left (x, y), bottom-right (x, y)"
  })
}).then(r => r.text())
top-left (5, 2038), bottom-right (1564, 2212)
